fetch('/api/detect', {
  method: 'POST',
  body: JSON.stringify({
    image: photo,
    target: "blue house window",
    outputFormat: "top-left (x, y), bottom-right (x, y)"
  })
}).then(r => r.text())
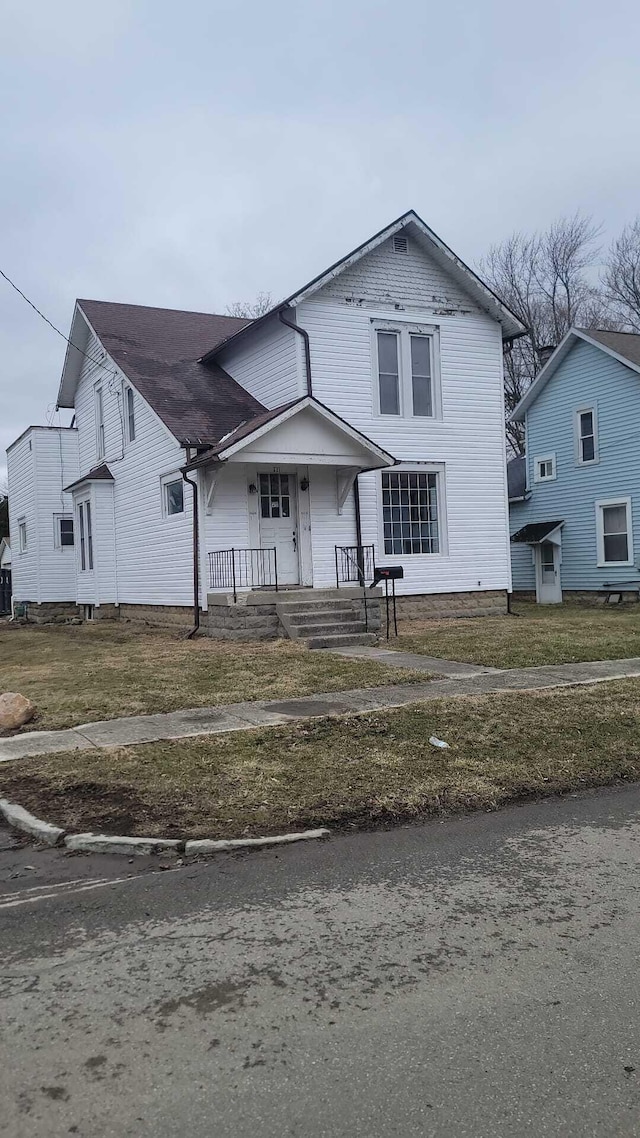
top-left (576, 408), bottom-right (598, 464)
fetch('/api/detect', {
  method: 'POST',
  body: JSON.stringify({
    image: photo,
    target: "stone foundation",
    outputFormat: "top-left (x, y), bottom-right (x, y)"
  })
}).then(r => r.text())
top-left (512, 589), bottom-right (640, 607)
top-left (118, 604), bottom-right (202, 628)
top-left (13, 601), bottom-right (82, 624)
top-left (207, 595), bottom-right (283, 641)
top-left (396, 589), bottom-right (508, 621)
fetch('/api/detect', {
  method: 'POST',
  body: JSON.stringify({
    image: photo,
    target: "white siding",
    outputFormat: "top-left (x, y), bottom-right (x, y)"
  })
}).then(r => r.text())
top-left (321, 234), bottom-right (479, 314)
top-left (7, 428), bottom-right (79, 602)
top-left (308, 467), bottom-right (357, 588)
top-left (296, 254), bottom-right (510, 596)
top-left (217, 316), bottom-right (301, 409)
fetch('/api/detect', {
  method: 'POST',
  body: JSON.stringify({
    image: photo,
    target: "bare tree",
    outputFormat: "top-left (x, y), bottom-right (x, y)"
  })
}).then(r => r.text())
top-left (480, 214), bottom-right (616, 453)
top-left (603, 219), bottom-right (640, 331)
top-left (225, 292), bottom-right (273, 319)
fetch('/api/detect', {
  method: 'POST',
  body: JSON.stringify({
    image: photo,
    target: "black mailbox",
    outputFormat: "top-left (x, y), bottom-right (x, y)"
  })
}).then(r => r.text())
top-left (373, 566), bottom-right (404, 584)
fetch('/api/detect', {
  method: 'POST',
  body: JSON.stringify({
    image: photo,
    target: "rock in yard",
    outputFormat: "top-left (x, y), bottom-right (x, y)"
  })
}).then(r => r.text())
top-left (0, 692), bottom-right (36, 730)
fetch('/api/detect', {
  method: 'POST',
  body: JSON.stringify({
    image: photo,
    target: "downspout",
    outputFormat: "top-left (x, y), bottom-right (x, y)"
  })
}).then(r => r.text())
top-left (182, 465), bottom-right (200, 638)
top-left (279, 308), bottom-right (312, 396)
top-left (353, 475), bottom-right (363, 548)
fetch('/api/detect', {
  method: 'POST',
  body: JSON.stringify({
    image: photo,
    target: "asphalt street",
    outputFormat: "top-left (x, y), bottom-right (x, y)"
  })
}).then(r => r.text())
top-left (2, 787), bottom-right (640, 1136)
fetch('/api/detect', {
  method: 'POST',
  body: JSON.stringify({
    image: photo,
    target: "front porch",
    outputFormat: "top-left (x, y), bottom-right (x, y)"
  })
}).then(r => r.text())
top-left (206, 585), bottom-right (382, 648)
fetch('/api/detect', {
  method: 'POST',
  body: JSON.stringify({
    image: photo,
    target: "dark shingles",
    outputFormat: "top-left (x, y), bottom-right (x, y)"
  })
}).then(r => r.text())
top-left (64, 463), bottom-right (114, 493)
top-left (511, 521), bottom-right (564, 544)
top-left (78, 300), bottom-right (266, 446)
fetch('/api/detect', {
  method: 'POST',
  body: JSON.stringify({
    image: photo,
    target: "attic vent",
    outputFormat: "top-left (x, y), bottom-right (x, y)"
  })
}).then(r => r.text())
top-left (393, 235), bottom-right (408, 254)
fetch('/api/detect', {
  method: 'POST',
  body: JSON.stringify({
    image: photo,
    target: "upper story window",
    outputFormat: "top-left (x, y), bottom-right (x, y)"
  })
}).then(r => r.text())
top-left (596, 497), bottom-right (633, 566)
top-left (576, 407), bottom-right (598, 464)
top-left (77, 500), bottom-right (93, 571)
top-left (534, 454), bottom-right (556, 483)
top-left (18, 518), bottom-right (27, 553)
top-left (162, 474), bottom-right (184, 517)
top-left (125, 386), bottom-right (136, 443)
top-left (54, 515), bottom-right (74, 548)
top-left (381, 469), bottom-right (441, 555)
top-left (96, 387), bottom-right (105, 458)
top-left (374, 325), bottom-right (439, 419)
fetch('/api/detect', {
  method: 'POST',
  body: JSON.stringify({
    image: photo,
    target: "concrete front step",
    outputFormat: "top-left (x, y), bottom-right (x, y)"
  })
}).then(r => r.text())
top-left (276, 599), bottom-right (361, 616)
top-left (286, 608), bottom-right (362, 626)
top-left (289, 621), bottom-right (369, 639)
top-left (305, 631), bottom-right (379, 649)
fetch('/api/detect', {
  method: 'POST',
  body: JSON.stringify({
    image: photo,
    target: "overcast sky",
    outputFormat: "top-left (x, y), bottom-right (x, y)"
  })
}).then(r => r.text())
top-left (2, 0), bottom-right (640, 483)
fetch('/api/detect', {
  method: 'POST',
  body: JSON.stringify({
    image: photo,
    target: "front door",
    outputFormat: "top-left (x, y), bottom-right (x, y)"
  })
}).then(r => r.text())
top-left (536, 542), bottom-right (562, 604)
top-left (258, 472), bottom-right (299, 585)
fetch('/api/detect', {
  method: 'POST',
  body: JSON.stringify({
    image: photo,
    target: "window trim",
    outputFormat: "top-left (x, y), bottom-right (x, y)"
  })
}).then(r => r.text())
top-left (575, 406), bottom-right (598, 466)
top-left (377, 463), bottom-right (447, 559)
top-left (95, 385), bottom-right (105, 459)
top-left (595, 496), bottom-right (633, 567)
top-left (161, 472), bottom-right (185, 518)
top-left (18, 517), bottom-right (27, 554)
top-left (533, 453), bottom-right (557, 483)
top-left (54, 513), bottom-right (75, 550)
top-left (77, 498), bottom-right (94, 572)
top-left (124, 384), bottom-right (136, 444)
top-left (372, 321), bottom-right (441, 420)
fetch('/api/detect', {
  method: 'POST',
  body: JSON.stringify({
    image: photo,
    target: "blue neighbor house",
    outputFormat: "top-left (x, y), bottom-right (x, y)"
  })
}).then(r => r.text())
top-left (508, 328), bottom-right (640, 605)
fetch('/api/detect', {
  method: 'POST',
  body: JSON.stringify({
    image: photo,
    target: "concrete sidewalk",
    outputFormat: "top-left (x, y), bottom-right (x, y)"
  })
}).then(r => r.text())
top-left (2, 655), bottom-right (640, 763)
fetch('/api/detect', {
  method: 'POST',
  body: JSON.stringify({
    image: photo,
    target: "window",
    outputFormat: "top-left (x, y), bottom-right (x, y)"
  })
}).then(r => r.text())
top-left (375, 325), bottom-right (438, 418)
top-left (96, 387), bottom-right (105, 458)
top-left (77, 501), bottom-right (93, 571)
top-left (381, 470), bottom-right (440, 555)
top-left (125, 386), bottom-right (136, 442)
top-left (534, 454), bottom-right (556, 482)
top-left (18, 519), bottom-right (27, 553)
top-left (163, 477), bottom-right (184, 516)
top-left (55, 515), bottom-right (74, 548)
top-left (596, 498), bottom-right (633, 566)
top-left (259, 473), bottom-right (290, 518)
top-left (377, 332), bottom-right (400, 415)
top-left (576, 407), bottom-right (597, 464)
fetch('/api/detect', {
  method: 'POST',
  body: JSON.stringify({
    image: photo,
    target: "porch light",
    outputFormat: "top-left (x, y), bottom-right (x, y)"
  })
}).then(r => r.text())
top-left (248, 482), bottom-right (258, 494)
top-left (300, 477), bottom-right (309, 491)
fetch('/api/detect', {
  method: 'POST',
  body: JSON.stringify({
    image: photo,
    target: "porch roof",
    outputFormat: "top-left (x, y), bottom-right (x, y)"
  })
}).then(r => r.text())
top-left (185, 396), bottom-right (396, 471)
top-left (511, 520), bottom-right (564, 544)
top-left (63, 463), bottom-right (115, 493)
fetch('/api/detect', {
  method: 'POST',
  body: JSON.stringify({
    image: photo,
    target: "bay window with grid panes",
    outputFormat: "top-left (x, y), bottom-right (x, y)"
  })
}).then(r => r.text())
top-left (381, 470), bottom-right (441, 555)
top-left (374, 324), bottom-right (439, 418)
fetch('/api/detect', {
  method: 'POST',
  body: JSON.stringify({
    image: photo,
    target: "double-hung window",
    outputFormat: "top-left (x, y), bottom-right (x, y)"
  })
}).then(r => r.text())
top-left (18, 518), bottom-right (27, 553)
top-left (54, 515), bottom-right (74, 548)
top-left (596, 498), bottom-right (633, 566)
top-left (375, 325), bottom-right (439, 418)
top-left (77, 500), bottom-right (93, 571)
top-left (382, 470), bottom-right (441, 555)
top-left (125, 386), bottom-right (136, 442)
top-left (576, 407), bottom-right (597, 464)
top-left (96, 387), bottom-right (105, 458)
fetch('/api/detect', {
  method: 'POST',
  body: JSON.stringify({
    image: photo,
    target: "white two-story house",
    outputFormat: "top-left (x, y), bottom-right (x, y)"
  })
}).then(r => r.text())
top-left (7, 210), bottom-right (524, 644)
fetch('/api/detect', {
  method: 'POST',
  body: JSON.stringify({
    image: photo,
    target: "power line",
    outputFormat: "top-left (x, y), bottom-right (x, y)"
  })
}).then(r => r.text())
top-left (0, 266), bottom-right (118, 380)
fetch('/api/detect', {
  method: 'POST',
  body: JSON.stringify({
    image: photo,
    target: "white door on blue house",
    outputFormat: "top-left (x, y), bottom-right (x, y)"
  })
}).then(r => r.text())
top-left (536, 541), bottom-right (562, 604)
top-left (258, 472), bottom-right (300, 585)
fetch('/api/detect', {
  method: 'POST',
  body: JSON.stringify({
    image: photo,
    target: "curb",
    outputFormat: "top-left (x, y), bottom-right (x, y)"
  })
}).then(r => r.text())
top-left (0, 798), bottom-right (330, 856)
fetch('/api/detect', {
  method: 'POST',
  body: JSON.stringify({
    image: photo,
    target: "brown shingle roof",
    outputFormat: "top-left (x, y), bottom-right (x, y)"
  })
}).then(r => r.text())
top-left (78, 300), bottom-right (265, 446)
top-left (579, 329), bottom-right (640, 370)
top-left (64, 463), bottom-right (114, 493)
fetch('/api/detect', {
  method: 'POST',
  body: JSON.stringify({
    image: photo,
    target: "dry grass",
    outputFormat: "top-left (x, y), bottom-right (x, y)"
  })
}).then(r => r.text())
top-left (0, 622), bottom-right (425, 732)
top-left (395, 601), bottom-right (640, 669)
top-left (3, 678), bottom-right (640, 839)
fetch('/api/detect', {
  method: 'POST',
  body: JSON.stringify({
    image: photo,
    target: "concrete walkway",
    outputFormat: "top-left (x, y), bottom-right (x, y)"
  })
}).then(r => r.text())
top-left (316, 643), bottom-right (502, 677)
top-left (2, 655), bottom-right (640, 763)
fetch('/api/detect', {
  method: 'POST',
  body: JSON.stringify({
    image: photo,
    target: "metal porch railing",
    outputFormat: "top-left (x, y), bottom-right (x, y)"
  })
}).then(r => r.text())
top-left (208, 547), bottom-right (278, 603)
top-left (334, 544), bottom-right (375, 631)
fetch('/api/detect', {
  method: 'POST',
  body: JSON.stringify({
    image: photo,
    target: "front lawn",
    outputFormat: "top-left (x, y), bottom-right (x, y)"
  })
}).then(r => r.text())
top-left (0, 623), bottom-right (425, 733)
top-left (3, 679), bottom-right (640, 839)
top-left (396, 601), bottom-right (640, 669)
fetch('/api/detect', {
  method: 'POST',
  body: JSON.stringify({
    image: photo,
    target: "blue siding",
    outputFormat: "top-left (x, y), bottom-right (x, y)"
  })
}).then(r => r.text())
top-left (510, 339), bottom-right (640, 590)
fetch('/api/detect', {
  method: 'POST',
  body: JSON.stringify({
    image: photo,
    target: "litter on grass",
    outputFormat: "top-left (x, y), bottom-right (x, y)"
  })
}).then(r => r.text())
top-left (429, 736), bottom-right (450, 749)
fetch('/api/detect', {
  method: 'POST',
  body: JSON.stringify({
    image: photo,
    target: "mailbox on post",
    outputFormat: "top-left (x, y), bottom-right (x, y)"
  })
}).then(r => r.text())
top-left (372, 566), bottom-right (404, 638)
